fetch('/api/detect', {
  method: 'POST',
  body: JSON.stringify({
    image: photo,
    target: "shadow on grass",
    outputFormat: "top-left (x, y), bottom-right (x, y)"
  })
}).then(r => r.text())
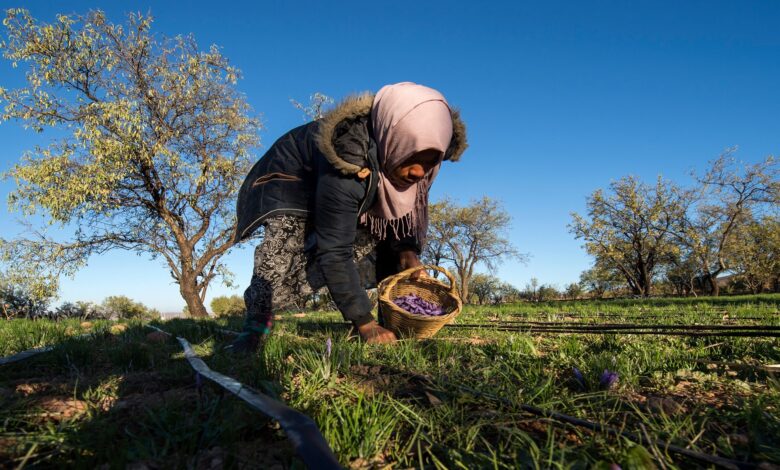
top-left (0, 320), bottom-right (298, 469)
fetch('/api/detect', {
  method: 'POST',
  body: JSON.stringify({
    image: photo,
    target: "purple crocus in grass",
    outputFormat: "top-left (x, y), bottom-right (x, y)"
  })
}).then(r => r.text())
top-left (599, 369), bottom-right (619, 390)
top-left (572, 367), bottom-right (586, 390)
top-left (325, 337), bottom-right (332, 359)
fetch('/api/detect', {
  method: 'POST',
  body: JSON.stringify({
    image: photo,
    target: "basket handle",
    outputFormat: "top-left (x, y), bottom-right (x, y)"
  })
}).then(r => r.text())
top-left (392, 264), bottom-right (459, 295)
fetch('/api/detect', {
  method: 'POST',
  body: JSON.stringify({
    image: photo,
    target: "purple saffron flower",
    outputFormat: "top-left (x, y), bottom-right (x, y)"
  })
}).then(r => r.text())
top-left (599, 369), bottom-right (619, 390)
top-left (609, 464), bottom-right (622, 470)
top-left (325, 337), bottom-right (332, 358)
top-left (195, 372), bottom-right (203, 389)
top-left (572, 367), bottom-right (586, 389)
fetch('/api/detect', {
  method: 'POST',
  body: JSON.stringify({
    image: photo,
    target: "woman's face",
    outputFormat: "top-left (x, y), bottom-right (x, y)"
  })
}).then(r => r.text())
top-left (388, 149), bottom-right (441, 187)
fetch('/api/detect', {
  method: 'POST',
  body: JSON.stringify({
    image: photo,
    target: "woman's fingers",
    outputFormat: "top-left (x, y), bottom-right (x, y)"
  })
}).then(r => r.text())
top-left (358, 321), bottom-right (398, 344)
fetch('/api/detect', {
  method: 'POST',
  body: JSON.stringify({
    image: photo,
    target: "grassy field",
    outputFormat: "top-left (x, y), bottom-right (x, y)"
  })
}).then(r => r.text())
top-left (0, 295), bottom-right (778, 469)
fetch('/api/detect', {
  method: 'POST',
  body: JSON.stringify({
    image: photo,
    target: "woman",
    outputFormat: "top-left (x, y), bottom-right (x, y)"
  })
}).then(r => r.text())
top-left (229, 82), bottom-right (467, 352)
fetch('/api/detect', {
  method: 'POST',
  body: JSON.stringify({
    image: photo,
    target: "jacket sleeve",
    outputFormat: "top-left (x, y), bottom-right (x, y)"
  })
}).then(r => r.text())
top-left (314, 170), bottom-right (375, 327)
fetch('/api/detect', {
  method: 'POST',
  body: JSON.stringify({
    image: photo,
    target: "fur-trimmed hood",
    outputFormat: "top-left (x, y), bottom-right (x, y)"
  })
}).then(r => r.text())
top-left (314, 92), bottom-right (468, 176)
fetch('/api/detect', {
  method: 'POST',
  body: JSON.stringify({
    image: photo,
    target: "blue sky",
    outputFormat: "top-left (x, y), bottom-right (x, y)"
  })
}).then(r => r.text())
top-left (0, 1), bottom-right (778, 312)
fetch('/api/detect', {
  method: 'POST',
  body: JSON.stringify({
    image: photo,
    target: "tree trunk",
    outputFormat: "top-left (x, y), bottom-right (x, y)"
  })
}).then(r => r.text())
top-left (706, 273), bottom-right (720, 296)
top-left (459, 273), bottom-right (470, 305)
top-left (180, 275), bottom-right (209, 318)
top-left (641, 278), bottom-right (652, 297)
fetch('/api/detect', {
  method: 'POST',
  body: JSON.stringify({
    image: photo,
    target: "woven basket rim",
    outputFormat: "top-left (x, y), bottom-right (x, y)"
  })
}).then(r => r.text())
top-left (378, 265), bottom-right (462, 324)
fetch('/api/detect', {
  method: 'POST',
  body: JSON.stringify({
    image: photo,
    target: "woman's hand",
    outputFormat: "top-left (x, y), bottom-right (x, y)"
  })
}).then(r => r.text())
top-left (398, 249), bottom-right (427, 280)
top-left (357, 321), bottom-right (397, 344)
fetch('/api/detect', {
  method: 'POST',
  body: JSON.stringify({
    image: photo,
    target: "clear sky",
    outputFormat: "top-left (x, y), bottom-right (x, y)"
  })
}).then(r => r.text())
top-left (1, 1), bottom-right (778, 313)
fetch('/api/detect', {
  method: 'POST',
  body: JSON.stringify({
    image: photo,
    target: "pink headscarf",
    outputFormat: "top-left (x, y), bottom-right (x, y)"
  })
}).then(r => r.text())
top-left (360, 82), bottom-right (453, 244)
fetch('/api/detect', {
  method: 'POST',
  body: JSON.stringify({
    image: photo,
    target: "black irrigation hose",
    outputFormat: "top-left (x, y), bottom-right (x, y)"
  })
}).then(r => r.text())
top-left (448, 381), bottom-right (754, 470)
top-left (374, 366), bottom-right (755, 470)
top-left (0, 345), bottom-right (54, 365)
top-left (147, 325), bottom-right (342, 470)
top-left (485, 320), bottom-right (780, 330)
top-left (449, 323), bottom-right (780, 331)
top-left (508, 313), bottom-right (776, 320)
top-left (444, 324), bottom-right (780, 337)
top-left (221, 322), bottom-right (762, 467)
top-left (0, 333), bottom-right (93, 366)
top-left (283, 320), bottom-right (780, 337)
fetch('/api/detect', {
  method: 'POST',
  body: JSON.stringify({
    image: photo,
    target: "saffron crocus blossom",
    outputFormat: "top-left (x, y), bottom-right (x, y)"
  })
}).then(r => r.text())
top-left (572, 367), bottom-right (586, 390)
top-left (325, 338), bottom-right (332, 359)
top-left (599, 369), bottom-right (619, 390)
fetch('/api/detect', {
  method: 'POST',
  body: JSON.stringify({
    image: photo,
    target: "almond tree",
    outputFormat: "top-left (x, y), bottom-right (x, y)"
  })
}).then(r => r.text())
top-left (726, 215), bottom-right (780, 294)
top-left (672, 152), bottom-right (778, 296)
top-left (578, 261), bottom-right (624, 299)
top-left (0, 9), bottom-right (261, 317)
top-left (569, 176), bottom-right (684, 296)
top-left (425, 196), bottom-right (525, 302)
top-left (422, 199), bottom-right (458, 279)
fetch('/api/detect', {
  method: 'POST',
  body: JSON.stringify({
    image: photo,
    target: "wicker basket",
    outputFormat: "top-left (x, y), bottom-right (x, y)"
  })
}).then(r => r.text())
top-left (378, 265), bottom-right (463, 339)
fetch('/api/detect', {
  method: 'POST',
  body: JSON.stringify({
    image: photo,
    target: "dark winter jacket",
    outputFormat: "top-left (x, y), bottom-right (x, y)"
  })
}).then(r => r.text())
top-left (235, 93), bottom-right (467, 325)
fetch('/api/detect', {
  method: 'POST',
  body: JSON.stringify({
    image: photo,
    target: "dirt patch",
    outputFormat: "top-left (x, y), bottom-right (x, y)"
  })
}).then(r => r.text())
top-left (193, 446), bottom-right (226, 470)
top-left (354, 375), bottom-right (393, 396)
top-left (13, 378), bottom-right (71, 397)
top-left (37, 396), bottom-right (88, 420)
top-left (498, 418), bottom-right (583, 445)
top-left (669, 378), bottom-right (754, 410)
top-left (465, 336), bottom-right (491, 345)
top-left (645, 396), bottom-right (686, 416)
top-left (349, 453), bottom-right (392, 469)
top-left (757, 463), bottom-right (780, 470)
top-left (350, 364), bottom-right (384, 376)
top-left (110, 324), bottom-right (128, 334)
top-left (113, 386), bottom-right (198, 412)
top-left (230, 437), bottom-right (292, 469)
top-left (120, 372), bottom-right (167, 394)
top-left (349, 364), bottom-right (394, 396)
top-left (145, 331), bottom-right (169, 343)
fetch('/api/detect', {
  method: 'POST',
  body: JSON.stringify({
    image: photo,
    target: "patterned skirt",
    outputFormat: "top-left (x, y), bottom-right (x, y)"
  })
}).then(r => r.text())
top-left (242, 214), bottom-right (378, 334)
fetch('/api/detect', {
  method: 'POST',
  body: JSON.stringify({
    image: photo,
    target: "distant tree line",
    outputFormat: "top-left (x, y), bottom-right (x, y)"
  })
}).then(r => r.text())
top-left (1, 285), bottom-right (159, 321)
top-left (570, 151), bottom-right (779, 298)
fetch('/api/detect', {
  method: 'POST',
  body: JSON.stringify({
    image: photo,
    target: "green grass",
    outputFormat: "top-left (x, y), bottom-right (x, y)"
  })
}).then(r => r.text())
top-left (1, 296), bottom-right (778, 468)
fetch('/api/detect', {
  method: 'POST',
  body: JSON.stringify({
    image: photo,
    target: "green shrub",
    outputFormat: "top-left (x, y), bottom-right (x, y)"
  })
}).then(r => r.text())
top-left (102, 295), bottom-right (159, 320)
top-left (54, 300), bottom-right (107, 319)
top-left (210, 295), bottom-right (245, 317)
top-left (1, 283), bottom-right (50, 319)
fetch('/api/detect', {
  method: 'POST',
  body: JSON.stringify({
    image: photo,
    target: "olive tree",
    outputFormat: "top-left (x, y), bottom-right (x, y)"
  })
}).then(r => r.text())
top-left (0, 9), bottom-right (260, 317)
